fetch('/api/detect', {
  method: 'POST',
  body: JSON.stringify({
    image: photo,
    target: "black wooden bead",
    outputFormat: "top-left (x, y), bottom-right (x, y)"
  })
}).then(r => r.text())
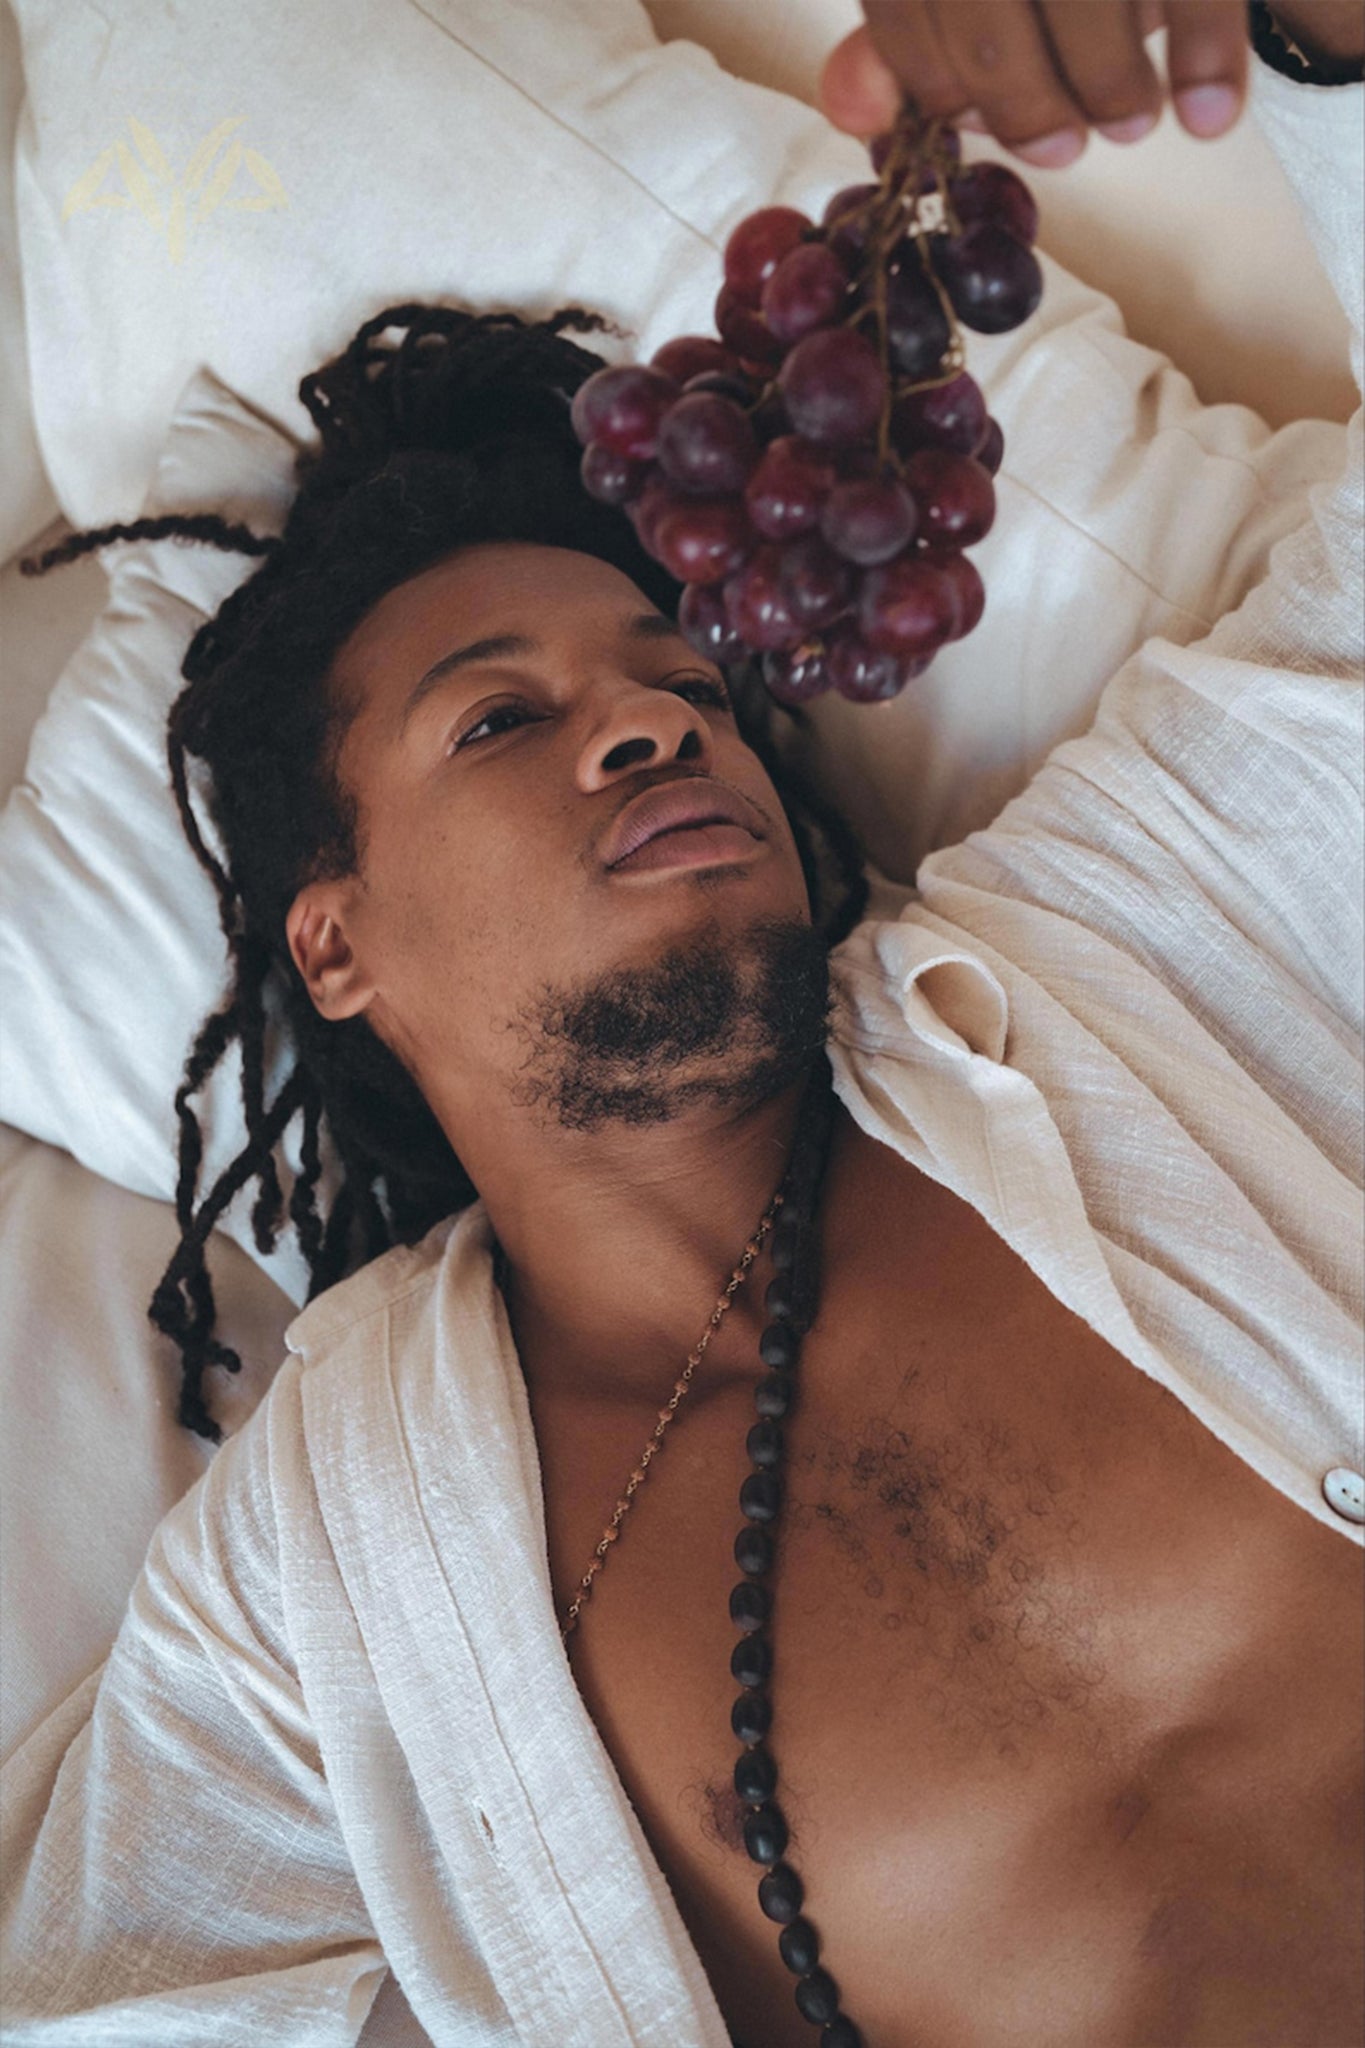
top-left (759, 1321), bottom-right (798, 1370)
top-left (764, 1274), bottom-right (794, 1320)
top-left (770, 1215), bottom-right (802, 1271)
top-left (778, 1916), bottom-right (820, 1975)
top-left (734, 1526), bottom-right (773, 1576)
top-left (821, 2015), bottom-right (862, 2047)
top-left (731, 1690), bottom-right (771, 1743)
top-left (794, 1967), bottom-right (840, 2023)
top-left (731, 1633), bottom-right (772, 1688)
top-left (733, 1745), bottom-right (777, 1805)
top-left (754, 1371), bottom-right (793, 1419)
top-left (743, 1802), bottom-right (788, 1865)
top-left (729, 1580), bottom-right (770, 1633)
top-left (745, 1418), bottom-right (783, 1468)
top-left (757, 1861), bottom-right (804, 1923)
top-left (739, 1471), bottom-right (782, 1523)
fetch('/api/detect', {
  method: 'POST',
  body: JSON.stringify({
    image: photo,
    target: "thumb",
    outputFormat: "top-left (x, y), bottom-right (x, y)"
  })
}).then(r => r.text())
top-left (818, 25), bottom-right (904, 136)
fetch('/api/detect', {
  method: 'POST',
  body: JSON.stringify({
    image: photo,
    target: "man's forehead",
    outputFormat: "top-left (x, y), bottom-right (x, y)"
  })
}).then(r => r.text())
top-left (336, 541), bottom-right (659, 684)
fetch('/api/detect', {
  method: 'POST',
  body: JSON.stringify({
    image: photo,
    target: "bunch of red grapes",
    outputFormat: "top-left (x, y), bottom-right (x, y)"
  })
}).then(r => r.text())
top-left (571, 107), bottom-right (1043, 706)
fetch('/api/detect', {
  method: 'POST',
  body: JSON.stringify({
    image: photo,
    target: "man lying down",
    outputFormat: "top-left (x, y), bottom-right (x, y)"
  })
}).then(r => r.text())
top-left (3, 3), bottom-right (1362, 2044)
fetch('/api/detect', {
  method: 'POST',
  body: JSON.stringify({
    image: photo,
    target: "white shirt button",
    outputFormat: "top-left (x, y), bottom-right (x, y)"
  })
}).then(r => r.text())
top-left (1322, 1468), bottom-right (1365, 1524)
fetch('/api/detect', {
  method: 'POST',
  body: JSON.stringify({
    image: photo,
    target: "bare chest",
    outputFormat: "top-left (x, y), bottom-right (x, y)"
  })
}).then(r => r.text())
top-left (531, 1159), bottom-right (1364, 2048)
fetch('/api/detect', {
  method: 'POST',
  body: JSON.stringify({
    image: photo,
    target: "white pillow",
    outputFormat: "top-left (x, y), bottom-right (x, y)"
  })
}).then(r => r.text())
top-left (0, 371), bottom-right (316, 1299)
top-left (10, 0), bottom-right (871, 535)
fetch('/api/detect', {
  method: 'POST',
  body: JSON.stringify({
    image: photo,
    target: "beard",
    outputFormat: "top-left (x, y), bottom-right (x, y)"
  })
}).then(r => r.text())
top-left (510, 912), bottom-right (832, 1131)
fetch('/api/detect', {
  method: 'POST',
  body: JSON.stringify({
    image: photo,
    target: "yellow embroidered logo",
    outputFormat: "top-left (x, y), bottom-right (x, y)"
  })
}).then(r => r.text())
top-left (61, 116), bottom-right (287, 265)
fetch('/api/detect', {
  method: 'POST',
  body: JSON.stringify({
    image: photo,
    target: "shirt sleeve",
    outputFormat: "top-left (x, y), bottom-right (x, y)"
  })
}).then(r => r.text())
top-left (0, 1378), bottom-right (387, 2045)
top-left (917, 51), bottom-right (1364, 1066)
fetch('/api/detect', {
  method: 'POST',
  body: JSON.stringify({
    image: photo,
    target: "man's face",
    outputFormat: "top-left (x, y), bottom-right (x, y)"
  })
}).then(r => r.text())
top-left (287, 542), bottom-right (821, 1159)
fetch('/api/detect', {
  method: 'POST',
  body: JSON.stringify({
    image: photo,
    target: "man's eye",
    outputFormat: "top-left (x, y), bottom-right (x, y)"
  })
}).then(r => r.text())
top-left (450, 675), bottom-right (728, 754)
top-left (450, 702), bottom-right (534, 752)
top-left (671, 675), bottom-right (731, 709)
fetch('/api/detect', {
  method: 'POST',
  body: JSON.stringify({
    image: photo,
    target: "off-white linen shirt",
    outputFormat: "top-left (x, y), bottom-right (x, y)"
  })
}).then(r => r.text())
top-left (3, 47), bottom-right (1361, 2048)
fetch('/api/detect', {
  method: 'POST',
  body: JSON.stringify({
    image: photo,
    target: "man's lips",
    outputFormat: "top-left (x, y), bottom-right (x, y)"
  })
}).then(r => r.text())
top-left (600, 777), bottom-right (765, 870)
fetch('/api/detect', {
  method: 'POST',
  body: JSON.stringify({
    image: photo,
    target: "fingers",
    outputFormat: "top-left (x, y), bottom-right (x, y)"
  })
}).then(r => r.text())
top-left (1161, 0), bottom-right (1249, 137)
top-left (819, 0), bottom-right (1251, 156)
top-left (923, 0), bottom-right (1097, 164)
top-left (1035, 2), bottom-right (1164, 145)
top-left (817, 25), bottom-right (905, 136)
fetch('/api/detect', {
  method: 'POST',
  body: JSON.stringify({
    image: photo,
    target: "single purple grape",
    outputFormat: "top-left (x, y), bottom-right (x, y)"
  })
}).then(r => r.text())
top-left (580, 441), bottom-right (650, 506)
top-left (777, 531), bottom-right (854, 629)
top-left (684, 371), bottom-right (757, 405)
top-left (722, 545), bottom-right (806, 651)
top-left (680, 581), bottom-right (748, 666)
top-left (976, 417), bottom-right (1005, 476)
top-left (931, 223), bottom-right (1043, 334)
top-left (826, 621), bottom-right (917, 702)
top-left (652, 335), bottom-right (742, 384)
top-left (921, 549), bottom-right (986, 639)
top-left (651, 496), bottom-right (756, 585)
top-left (882, 252), bottom-right (954, 381)
top-left (715, 283), bottom-right (784, 368)
top-left (762, 643), bottom-right (836, 705)
top-left (821, 182), bottom-right (881, 267)
top-left (656, 392), bottom-right (760, 495)
top-left (946, 162), bottom-right (1039, 246)
top-left (744, 435), bottom-right (838, 542)
top-left (761, 242), bottom-right (852, 345)
top-left (723, 206), bottom-right (813, 306)
top-left (570, 363), bottom-right (679, 459)
top-left (625, 469), bottom-right (675, 554)
top-left (818, 476), bottom-right (918, 566)
top-left (890, 371), bottom-right (988, 459)
top-left (778, 326), bottom-right (887, 447)
top-left (902, 448), bottom-right (996, 547)
top-left (857, 552), bottom-right (962, 655)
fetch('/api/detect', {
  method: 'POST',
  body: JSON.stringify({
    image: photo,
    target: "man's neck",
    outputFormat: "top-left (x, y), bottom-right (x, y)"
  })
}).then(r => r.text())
top-left (471, 1069), bottom-right (815, 1414)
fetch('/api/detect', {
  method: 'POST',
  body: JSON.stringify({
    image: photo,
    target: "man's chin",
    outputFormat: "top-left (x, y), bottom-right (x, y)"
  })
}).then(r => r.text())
top-left (510, 914), bottom-right (832, 1133)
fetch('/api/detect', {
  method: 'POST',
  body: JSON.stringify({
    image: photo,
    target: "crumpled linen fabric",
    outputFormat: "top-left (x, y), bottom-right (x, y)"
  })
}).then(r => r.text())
top-left (2, 48), bottom-right (1362, 2048)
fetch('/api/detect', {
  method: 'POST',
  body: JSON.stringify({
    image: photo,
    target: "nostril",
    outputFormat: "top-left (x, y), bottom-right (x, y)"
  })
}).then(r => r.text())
top-left (601, 735), bottom-right (657, 773)
top-left (676, 729), bottom-right (703, 760)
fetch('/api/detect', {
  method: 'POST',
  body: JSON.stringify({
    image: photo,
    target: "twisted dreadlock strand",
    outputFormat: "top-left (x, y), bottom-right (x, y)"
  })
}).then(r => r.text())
top-left (23, 300), bottom-right (873, 1439)
top-left (19, 513), bottom-right (279, 580)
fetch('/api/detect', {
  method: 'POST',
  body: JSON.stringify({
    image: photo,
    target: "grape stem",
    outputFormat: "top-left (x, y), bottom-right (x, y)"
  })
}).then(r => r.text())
top-left (862, 102), bottom-right (967, 473)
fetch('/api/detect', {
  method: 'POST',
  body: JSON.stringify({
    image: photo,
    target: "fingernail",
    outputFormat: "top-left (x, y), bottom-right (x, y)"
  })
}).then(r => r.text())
top-left (1012, 128), bottom-right (1085, 168)
top-left (1097, 110), bottom-right (1157, 144)
top-left (1175, 83), bottom-right (1239, 136)
top-left (955, 106), bottom-right (988, 134)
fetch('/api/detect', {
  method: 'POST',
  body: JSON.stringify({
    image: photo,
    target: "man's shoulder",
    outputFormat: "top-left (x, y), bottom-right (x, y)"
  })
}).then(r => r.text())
top-left (281, 1202), bottom-right (488, 1362)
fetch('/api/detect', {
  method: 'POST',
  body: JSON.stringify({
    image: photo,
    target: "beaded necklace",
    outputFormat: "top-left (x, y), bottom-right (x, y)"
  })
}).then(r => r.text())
top-left (526, 1054), bottom-right (860, 2046)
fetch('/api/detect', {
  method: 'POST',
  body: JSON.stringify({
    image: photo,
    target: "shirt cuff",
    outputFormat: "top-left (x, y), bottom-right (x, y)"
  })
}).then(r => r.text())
top-left (1248, 1), bottom-right (1365, 85)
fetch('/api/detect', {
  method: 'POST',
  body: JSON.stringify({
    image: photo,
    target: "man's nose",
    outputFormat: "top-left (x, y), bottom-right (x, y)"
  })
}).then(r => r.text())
top-left (576, 684), bottom-right (715, 793)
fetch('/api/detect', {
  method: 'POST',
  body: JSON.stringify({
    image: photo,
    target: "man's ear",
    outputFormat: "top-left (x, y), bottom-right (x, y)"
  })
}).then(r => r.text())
top-left (285, 881), bottom-right (376, 1021)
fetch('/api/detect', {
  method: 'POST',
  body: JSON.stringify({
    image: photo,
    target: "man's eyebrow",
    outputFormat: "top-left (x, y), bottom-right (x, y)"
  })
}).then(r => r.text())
top-left (399, 611), bottom-right (691, 732)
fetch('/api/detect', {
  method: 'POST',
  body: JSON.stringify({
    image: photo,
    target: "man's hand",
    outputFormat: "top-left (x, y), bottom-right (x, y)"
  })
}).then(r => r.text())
top-left (819, 1), bottom-right (1253, 165)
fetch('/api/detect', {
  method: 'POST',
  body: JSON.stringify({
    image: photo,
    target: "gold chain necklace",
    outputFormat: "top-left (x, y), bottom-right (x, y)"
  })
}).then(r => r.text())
top-left (558, 1186), bottom-right (786, 1645)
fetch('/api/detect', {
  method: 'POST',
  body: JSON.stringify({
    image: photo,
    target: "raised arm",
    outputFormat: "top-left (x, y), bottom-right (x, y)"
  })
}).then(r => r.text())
top-left (915, 22), bottom-right (1362, 1039)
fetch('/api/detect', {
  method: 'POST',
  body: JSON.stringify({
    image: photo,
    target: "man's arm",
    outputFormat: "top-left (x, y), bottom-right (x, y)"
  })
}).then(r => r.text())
top-left (913, 22), bottom-right (1362, 1030)
top-left (0, 1392), bottom-right (386, 2043)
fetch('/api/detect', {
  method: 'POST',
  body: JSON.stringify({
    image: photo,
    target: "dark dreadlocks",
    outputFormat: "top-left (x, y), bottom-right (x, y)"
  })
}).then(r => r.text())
top-left (21, 301), bottom-right (870, 1443)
